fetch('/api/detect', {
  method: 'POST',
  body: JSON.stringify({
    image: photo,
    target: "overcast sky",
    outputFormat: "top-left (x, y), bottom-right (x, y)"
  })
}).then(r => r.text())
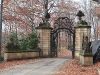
top-left (0, 0), bottom-right (2, 4)
top-left (73, 0), bottom-right (82, 3)
top-left (73, 0), bottom-right (81, 1)
top-left (75, 0), bottom-right (80, 1)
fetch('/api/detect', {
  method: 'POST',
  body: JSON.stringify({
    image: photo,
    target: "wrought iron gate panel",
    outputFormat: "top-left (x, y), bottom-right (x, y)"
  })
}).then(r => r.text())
top-left (50, 17), bottom-right (75, 58)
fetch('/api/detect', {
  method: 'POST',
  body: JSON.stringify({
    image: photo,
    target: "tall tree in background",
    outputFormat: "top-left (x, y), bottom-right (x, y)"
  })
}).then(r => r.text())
top-left (0, 0), bottom-right (4, 61)
top-left (82, 0), bottom-right (100, 40)
top-left (0, 0), bottom-right (80, 55)
top-left (2, 0), bottom-right (78, 48)
top-left (3, 0), bottom-right (78, 34)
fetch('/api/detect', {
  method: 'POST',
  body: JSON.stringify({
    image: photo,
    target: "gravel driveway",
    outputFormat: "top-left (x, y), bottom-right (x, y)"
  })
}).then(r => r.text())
top-left (0, 57), bottom-right (71, 75)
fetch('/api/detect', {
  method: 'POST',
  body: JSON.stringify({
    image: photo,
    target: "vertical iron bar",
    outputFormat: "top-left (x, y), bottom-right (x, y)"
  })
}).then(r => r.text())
top-left (72, 31), bottom-right (75, 58)
top-left (69, 32), bottom-right (71, 49)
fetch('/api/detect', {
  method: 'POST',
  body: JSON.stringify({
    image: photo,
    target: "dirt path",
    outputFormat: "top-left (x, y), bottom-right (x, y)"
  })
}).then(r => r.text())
top-left (0, 56), bottom-right (71, 75)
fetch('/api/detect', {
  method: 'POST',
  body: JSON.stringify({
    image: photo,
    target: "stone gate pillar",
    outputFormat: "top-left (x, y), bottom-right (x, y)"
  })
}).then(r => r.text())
top-left (36, 26), bottom-right (52, 57)
top-left (74, 25), bottom-right (91, 59)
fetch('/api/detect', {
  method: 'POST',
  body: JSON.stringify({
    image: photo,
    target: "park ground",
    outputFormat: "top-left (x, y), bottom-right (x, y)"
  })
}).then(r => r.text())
top-left (0, 49), bottom-right (100, 75)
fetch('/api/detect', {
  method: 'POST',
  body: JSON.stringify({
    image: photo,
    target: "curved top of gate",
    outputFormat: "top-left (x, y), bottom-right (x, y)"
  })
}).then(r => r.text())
top-left (52, 17), bottom-right (74, 34)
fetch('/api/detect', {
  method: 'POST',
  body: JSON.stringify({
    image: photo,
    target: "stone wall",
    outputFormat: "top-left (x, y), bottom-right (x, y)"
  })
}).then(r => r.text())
top-left (4, 51), bottom-right (40, 61)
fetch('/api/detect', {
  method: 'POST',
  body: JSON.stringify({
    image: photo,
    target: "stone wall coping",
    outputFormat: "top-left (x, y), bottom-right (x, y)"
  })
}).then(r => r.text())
top-left (36, 26), bottom-right (53, 29)
top-left (4, 50), bottom-right (41, 53)
top-left (75, 24), bottom-right (91, 28)
top-left (80, 53), bottom-right (93, 57)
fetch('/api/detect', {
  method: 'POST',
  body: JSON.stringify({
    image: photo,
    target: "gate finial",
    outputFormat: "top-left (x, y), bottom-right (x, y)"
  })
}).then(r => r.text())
top-left (76, 10), bottom-right (84, 21)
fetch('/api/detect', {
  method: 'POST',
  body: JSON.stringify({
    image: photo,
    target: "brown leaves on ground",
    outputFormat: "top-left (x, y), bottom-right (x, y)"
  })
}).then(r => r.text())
top-left (58, 49), bottom-right (72, 57)
top-left (55, 59), bottom-right (100, 75)
top-left (0, 58), bottom-right (42, 70)
top-left (55, 49), bottom-right (100, 75)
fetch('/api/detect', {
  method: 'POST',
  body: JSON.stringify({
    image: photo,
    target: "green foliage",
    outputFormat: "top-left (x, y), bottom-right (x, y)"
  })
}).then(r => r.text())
top-left (28, 38), bottom-right (38, 49)
top-left (5, 32), bottom-right (20, 51)
top-left (5, 31), bottom-right (38, 51)
top-left (28, 32), bottom-right (37, 40)
top-left (19, 38), bottom-right (28, 50)
top-left (27, 32), bottom-right (38, 49)
top-left (6, 42), bottom-right (20, 51)
top-left (19, 32), bottom-right (38, 50)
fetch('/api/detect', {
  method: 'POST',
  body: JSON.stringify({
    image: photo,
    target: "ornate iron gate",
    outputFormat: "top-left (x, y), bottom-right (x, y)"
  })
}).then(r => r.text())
top-left (50, 17), bottom-right (75, 58)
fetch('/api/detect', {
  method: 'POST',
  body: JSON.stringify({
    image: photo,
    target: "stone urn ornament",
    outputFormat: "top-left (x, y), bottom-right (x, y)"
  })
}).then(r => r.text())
top-left (76, 10), bottom-right (85, 21)
top-left (39, 0), bottom-right (51, 27)
top-left (76, 10), bottom-right (88, 25)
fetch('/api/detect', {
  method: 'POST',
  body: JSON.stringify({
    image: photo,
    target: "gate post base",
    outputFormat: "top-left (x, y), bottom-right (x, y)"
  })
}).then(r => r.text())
top-left (80, 51), bottom-right (93, 66)
top-left (75, 51), bottom-right (80, 59)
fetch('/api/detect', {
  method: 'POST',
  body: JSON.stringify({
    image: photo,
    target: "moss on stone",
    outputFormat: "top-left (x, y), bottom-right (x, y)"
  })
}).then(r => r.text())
top-left (36, 26), bottom-right (53, 29)
top-left (80, 50), bottom-right (93, 57)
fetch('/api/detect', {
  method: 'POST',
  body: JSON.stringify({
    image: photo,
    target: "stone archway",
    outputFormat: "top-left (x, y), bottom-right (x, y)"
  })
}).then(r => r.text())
top-left (50, 17), bottom-right (75, 58)
top-left (36, 17), bottom-right (75, 58)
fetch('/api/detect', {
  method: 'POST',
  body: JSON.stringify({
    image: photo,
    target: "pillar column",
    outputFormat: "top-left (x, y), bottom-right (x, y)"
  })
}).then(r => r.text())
top-left (74, 25), bottom-right (91, 59)
top-left (36, 26), bottom-right (52, 57)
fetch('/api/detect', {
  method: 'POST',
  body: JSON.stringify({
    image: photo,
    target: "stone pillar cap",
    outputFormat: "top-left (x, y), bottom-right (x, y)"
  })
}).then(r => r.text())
top-left (36, 26), bottom-right (53, 29)
top-left (74, 25), bottom-right (91, 28)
